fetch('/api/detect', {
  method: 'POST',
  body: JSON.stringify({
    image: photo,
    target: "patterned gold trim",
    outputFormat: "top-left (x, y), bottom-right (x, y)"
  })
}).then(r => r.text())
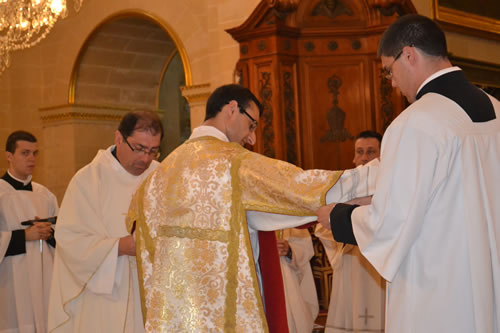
top-left (131, 183), bottom-right (150, 325)
top-left (224, 154), bottom-right (242, 331)
top-left (229, 151), bottom-right (270, 333)
top-left (158, 225), bottom-right (229, 242)
top-left (68, 9), bottom-right (193, 104)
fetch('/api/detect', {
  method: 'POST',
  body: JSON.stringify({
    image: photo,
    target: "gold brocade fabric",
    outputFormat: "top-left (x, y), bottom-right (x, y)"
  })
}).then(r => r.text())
top-left (127, 136), bottom-right (341, 332)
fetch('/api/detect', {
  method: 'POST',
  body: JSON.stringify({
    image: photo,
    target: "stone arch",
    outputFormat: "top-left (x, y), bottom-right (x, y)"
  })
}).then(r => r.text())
top-left (68, 11), bottom-right (192, 108)
top-left (42, 3), bottom-right (204, 107)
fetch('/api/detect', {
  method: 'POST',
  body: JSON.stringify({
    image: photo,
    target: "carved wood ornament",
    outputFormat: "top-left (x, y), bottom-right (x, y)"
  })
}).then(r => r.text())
top-left (227, 0), bottom-right (415, 170)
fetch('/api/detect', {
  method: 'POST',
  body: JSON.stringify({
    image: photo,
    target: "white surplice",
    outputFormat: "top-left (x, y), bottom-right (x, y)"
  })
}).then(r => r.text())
top-left (48, 147), bottom-right (159, 333)
top-left (0, 177), bottom-right (58, 333)
top-left (316, 159), bottom-right (385, 333)
top-left (280, 228), bottom-right (319, 333)
top-left (352, 69), bottom-right (500, 332)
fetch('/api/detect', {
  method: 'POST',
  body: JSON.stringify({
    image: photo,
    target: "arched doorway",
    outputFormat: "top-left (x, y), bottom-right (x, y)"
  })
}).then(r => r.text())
top-left (71, 14), bottom-right (191, 160)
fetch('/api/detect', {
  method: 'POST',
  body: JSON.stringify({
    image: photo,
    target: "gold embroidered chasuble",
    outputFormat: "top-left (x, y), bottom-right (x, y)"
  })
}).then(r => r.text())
top-left (127, 136), bottom-right (341, 332)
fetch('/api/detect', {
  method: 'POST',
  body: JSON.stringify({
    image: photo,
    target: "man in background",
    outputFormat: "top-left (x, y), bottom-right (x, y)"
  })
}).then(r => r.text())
top-left (0, 130), bottom-right (58, 333)
top-left (48, 111), bottom-right (163, 332)
top-left (352, 130), bottom-right (382, 167)
top-left (317, 130), bottom-right (384, 333)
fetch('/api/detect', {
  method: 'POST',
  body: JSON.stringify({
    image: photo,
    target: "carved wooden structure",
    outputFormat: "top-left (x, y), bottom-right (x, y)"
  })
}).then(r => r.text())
top-left (227, 0), bottom-right (416, 170)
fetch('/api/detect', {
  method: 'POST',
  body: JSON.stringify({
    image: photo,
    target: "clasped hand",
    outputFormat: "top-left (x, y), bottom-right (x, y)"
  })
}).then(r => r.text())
top-left (25, 216), bottom-right (53, 241)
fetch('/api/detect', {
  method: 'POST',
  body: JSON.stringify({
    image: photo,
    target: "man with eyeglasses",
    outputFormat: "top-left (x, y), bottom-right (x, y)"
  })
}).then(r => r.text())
top-left (317, 14), bottom-right (500, 333)
top-left (127, 84), bottom-right (378, 332)
top-left (48, 111), bottom-right (163, 333)
top-left (0, 130), bottom-right (58, 332)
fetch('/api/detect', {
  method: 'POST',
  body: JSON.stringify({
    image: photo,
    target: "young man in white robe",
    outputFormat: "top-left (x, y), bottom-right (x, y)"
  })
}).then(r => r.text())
top-left (48, 111), bottom-right (163, 333)
top-left (127, 84), bottom-right (378, 332)
top-left (317, 130), bottom-right (385, 333)
top-left (277, 228), bottom-right (319, 333)
top-left (0, 130), bottom-right (58, 333)
top-left (318, 14), bottom-right (500, 333)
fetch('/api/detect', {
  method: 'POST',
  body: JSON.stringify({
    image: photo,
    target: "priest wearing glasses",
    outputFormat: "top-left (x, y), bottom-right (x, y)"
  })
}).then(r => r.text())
top-left (317, 14), bottom-right (500, 333)
top-left (48, 110), bottom-right (163, 333)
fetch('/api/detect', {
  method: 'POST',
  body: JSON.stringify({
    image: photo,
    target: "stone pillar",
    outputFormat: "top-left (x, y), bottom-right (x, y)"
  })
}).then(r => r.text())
top-left (180, 83), bottom-right (211, 129)
top-left (39, 104), bottom-right (129, 201)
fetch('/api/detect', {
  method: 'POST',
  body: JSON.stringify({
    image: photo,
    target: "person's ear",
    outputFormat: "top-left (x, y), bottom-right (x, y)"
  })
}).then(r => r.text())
top-left (114, 130), bottom-right (122, 146)
top-left (228, 100), bottom-right (238, 114)
top-left (404, 46), bottom-right (418, 66)
top-left (5, 151), bottom-right (12, 163)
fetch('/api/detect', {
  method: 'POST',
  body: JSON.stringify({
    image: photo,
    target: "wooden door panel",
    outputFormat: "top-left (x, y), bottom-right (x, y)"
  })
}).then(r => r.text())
top-left (299, 57), bottom-right (373, 170)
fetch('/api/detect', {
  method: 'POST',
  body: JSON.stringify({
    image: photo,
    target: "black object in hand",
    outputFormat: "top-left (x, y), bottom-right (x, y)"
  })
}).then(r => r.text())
top-left (20, 216), bottom-right (57, 226)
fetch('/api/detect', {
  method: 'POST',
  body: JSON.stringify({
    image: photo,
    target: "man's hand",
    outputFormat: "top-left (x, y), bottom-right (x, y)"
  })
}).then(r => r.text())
top-left (276, 239), bottom-right (290, 257)
top-left (25, 222), bottom-right (53, 241)
top-left (316, 203), bottom-right (336, 230)
top-left (118, 235), bottom-right (136, 256)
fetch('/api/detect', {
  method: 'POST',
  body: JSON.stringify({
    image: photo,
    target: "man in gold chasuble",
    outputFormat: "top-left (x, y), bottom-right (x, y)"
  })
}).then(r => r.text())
top-left (127, 84), bottom-right (377, 332)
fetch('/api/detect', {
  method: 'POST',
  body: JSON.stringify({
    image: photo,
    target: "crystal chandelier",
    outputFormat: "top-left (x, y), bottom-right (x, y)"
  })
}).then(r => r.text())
top-left (0, 0), bottom-right (84, 74)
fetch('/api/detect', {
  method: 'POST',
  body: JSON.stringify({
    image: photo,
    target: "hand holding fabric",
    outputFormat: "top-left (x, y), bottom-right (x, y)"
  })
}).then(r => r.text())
top-left (316, 203), bottom-right (336, 230)
top-left (118, 235), bottom-right (136, 256)
top-left (277, 239), bottom-right (290, 257)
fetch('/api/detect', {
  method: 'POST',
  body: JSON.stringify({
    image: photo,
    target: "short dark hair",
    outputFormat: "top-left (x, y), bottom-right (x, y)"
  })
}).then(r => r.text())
top-left (118, 110), bottom-right (164, 140)
top-left (205, 84), bottom-right (263, 120)
top-left (6, 131), bottom-right (37, 153)
top-left (356, 130), bottom-right (382, 145)
top-left (378, 14), bottom-right (447, 59)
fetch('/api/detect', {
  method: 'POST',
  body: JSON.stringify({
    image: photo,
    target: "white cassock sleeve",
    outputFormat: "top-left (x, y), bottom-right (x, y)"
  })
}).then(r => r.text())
top-left (352, 124), bottom-right (438, 282)
top-left (0, 232), bottom-right (12, 264)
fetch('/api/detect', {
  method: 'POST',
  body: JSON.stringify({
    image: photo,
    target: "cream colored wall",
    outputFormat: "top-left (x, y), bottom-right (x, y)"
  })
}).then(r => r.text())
top-left (0, 0), bottom-right (498, 201)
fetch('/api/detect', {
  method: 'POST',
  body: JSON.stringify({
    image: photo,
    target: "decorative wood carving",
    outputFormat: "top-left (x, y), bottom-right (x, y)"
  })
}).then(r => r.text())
top-left (259, 72), bottom-right (276, 158)
top-left (283, 71), bottom-right (298, 164)
top-left (311, 0), bottom-right (353, 18)
top-left (379, 77), bottom-right (394, 131)
top-left (321, 75), bottom-right (353, 142)
top-left (227, 0), bottom-right (415, 170)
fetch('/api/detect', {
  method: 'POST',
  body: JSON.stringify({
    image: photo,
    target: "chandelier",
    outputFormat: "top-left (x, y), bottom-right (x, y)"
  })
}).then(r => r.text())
top-left (0, 0), bottom-right (84, 74)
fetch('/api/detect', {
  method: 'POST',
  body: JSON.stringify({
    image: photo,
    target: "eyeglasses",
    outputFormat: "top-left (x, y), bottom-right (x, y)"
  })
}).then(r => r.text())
top-left (122, 135), bottom-right (160, 158)
top-left (239, 106), bottom-right (258, 132)
top-left (382, 49), bottom-right (403, 80)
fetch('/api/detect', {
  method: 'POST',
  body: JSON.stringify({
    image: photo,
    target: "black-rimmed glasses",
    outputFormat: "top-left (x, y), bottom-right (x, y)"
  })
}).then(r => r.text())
top-left (122, 135), bottom-right (160, 158)
top-left (382, 49), bottom-right (403, 80)
top-left (239, 106), bottom-right (258, 132)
